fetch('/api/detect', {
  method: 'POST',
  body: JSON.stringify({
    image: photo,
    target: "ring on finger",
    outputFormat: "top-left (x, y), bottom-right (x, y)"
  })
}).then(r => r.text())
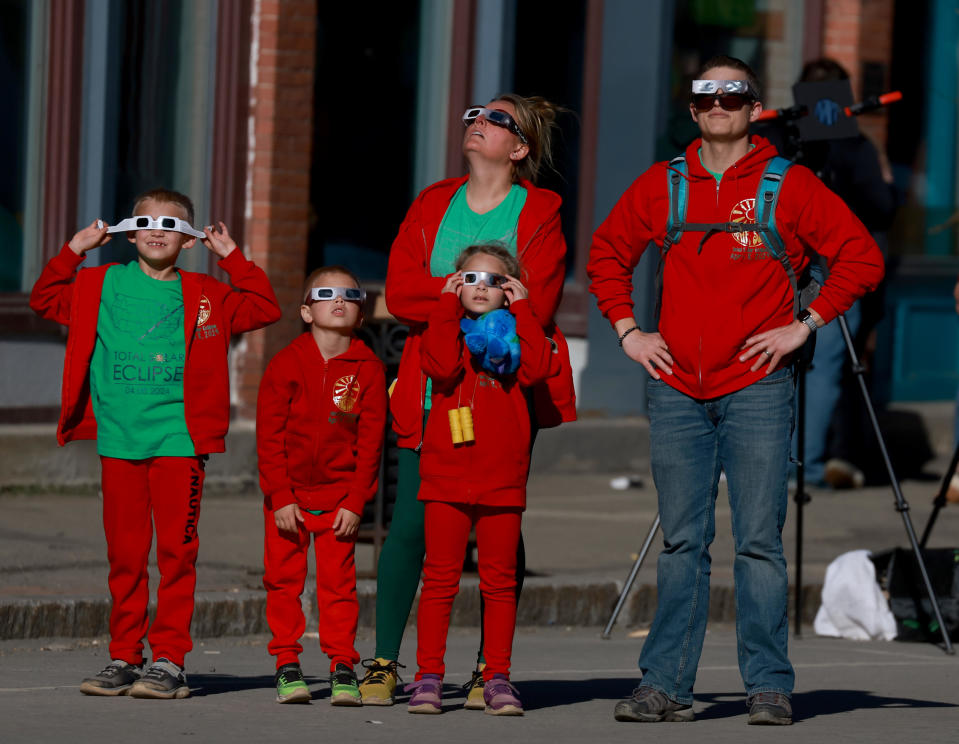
top-left (763, 350), bottom-right (772, 357)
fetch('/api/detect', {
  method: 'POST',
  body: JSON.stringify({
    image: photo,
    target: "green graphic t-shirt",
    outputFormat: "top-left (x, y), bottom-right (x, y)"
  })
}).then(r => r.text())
top-left (90, 262), bottom-right (195, 459)
top-left (425, 182), bottom-right (527, 408)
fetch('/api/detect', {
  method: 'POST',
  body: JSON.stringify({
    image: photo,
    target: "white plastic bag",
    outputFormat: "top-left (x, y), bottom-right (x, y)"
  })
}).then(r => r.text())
top-left (813, 549), bottom-right (897, 641)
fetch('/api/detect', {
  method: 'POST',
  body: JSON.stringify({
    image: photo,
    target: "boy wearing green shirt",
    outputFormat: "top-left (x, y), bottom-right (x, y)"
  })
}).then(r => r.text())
top-left (30, 188), bottom-right (281, 699)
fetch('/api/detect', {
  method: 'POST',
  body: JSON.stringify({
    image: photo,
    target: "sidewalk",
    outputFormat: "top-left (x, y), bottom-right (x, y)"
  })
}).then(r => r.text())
top-left (2, 627), bottom-right (956, 743)
top-left (2, 409), bottom-right (958, 640)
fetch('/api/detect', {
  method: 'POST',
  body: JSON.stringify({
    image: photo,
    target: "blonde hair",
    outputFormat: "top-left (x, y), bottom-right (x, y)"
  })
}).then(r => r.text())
top-left (132, 188), bottom-right (195, 223)
top-left (493, 93), bottom-right (565, 185)
top-left (454, 243), bottom-right (521, 278)
top-left (301, 264), bottom-right (361, 303)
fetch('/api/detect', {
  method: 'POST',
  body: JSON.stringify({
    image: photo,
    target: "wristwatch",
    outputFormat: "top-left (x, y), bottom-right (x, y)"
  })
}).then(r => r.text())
top-left (797, 309), bottom-right (818, 334)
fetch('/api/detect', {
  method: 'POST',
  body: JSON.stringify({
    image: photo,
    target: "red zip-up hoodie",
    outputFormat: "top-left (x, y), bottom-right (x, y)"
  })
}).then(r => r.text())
top-left (417, 294), bottom-right (559, 509)
top-left (386, 175), bottom-right (576, 449)
top-left (29, 244), bottom-right (282, 452)
top-left (257, 334), bottom-right (387, 516)
top-left (588, 136), bottom-right (885, 399)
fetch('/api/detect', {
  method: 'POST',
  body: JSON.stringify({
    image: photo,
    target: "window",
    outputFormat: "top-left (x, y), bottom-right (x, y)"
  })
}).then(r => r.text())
top-left (0, 0), bottom-right (33, 291)
top-left (308, 3), bottom-right (421, 281)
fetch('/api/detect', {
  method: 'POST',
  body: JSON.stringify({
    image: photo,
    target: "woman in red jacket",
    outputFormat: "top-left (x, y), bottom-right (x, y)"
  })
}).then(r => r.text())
top-left (405, 245), bottom-right (558, 715)
top-left (360, 94), bottom-right (575, 707)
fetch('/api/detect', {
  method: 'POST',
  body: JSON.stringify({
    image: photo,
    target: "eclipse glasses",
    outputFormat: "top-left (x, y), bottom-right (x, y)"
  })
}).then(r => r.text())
top-left (691, 79), bottom-right (759, 112)
top-left (462, 107), bottom-right (528, 145)
top-left (106, 216), bottom-right (207, 239)
top-left (307, 286), bottom-right (367, 303)
top-left (462, 271), bottom-right (507, 288)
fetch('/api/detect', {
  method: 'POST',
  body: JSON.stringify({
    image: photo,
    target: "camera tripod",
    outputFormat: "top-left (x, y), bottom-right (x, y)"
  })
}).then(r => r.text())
top-left (920, 439), bottom-right (959, 550)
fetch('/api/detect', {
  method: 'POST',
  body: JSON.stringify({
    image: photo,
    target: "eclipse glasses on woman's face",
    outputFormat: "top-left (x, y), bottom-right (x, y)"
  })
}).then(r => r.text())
top-left (107, 216), bottom-right (206, 239)
top-left (690, 79), bottom-right (759, 113)
top-left (462, 107), bottom-right (528, 145)
top-left (308, 286), bottom-right (366, 303)
top-left (462, 271), bottom-right (507, 288)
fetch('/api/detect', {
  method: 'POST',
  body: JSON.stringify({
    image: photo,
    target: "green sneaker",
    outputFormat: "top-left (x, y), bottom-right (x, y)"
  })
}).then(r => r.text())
top-left (274, 663), bottom-right (311, 704)
top-left (330, 663), bottom-right (362, 706)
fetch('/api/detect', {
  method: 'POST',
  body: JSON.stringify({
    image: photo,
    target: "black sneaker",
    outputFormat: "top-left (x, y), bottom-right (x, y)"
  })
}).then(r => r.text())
top-left (129, 658), bottom-right (190, 699)
top-left (79, 659), bottom-right (144, 696)
top-left (747, 692), bottom-right (792, 725)
top-left (330, 663), bottom-right (362, 706)
top-left (613, 685), bottom-right (694, 722)
top-left (275, 663), bottom-right (312, 704)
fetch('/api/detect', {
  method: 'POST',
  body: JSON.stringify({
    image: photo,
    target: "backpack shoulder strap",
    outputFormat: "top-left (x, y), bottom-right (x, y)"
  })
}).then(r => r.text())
top-left (664, 155), bottom-right (688, 253)
top-left (753, 156), bottom-right (801, 313)
top-left (754, 156), bottom-right (791, 259)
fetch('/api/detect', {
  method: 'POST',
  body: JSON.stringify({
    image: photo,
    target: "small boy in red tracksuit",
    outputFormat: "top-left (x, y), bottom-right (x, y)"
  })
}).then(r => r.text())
top-left (257, 265), bottom-right (388, 705)
top-left (405, 244), bottom-right (559, 716)
top-left (29, 188), bottom-right (282, 699)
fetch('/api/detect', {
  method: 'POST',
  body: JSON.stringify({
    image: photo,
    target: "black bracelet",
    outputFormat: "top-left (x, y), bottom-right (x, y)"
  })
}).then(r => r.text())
top-left (617, 325), bottom-right (640, 346)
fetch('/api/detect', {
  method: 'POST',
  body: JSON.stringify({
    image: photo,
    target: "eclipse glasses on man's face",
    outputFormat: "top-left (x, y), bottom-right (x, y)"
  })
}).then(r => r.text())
top-left (307, 286), bottom-right (366, 303)
top-left (462, 107), bottom-right (528, 145)
top-left (462, 271), bottom-right (507, 288)
top-left (690, 79), bottom-right (759, 112)
top-left (107, 216), bottom-right (206, 239)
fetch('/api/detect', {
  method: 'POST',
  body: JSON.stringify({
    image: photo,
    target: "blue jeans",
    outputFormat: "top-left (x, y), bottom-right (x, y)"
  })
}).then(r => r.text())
top-left (793, 302), bottom-right (861, 484)
top-left (639, 368), bottom-right (796, 704)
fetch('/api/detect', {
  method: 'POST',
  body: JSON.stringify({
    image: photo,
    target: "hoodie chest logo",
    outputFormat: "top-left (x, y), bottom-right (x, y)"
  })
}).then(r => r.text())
top-left (197, 295), bottom-right (212, 326)
top-left (729, 198), bottom-right (771, 260)
top-left (333, 374), bottom-right (360, 412)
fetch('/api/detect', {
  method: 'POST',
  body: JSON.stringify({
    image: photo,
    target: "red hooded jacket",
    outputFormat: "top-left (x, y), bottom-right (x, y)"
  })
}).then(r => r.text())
top-left (30, 244), bottom-right (282, 452)
top-left (386, 175), bottom-right (576, 449)
top-left (418, 294), bottom-right (558, 508)
top-left (256, 333), bottom-right (388, 516)
top-left (587, 136), bottom-right (885, 400)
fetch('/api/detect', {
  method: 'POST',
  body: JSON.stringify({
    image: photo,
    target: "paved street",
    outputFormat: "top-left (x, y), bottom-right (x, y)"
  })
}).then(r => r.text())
top-left (1, 627), bottom-right (956, 743)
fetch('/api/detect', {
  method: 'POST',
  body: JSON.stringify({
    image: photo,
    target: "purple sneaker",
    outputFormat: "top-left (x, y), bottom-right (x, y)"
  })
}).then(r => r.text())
top-left (483, 674), bottom-right (523, 716)
top-left (405, 674), bottom-right (443, 714)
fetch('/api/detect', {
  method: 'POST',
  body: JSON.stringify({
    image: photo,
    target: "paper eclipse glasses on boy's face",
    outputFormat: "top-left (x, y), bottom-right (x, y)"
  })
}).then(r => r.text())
top-left (107, 216), bottom-right (206, 239)
top-left (307, 287), bottom-right (367, 303)
top-left (462, 107), bottom-right (528, 145)
top-left (690, 79), bottom-right (759, 112)
top-left (462, 271), bottom-right (507, 288)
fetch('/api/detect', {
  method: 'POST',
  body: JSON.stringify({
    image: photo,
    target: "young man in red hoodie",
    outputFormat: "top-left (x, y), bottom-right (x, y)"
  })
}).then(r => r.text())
top-left (257, 266), bottom-right (387, 705)
top-left (30, 189), bottom-right (282, 698)
top-left (588, 56), bottom-right (884, 725)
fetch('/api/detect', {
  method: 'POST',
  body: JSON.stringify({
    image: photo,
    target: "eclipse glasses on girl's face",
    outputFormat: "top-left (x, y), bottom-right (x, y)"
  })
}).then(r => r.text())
top-left (462, 107), bottom-right (528, 145)
top-left (690, 79), bottom-right (759, 112)
top-left (107, 216), bottom-right (207, 239)
top-left (462, 271), bottom-right (507, 288)
top-left (308, 287), bottom-right (367, 303)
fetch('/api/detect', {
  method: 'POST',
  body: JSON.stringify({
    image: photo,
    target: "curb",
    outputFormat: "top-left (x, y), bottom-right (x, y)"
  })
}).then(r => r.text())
top-left (0, 580), bottom-right (824, 641)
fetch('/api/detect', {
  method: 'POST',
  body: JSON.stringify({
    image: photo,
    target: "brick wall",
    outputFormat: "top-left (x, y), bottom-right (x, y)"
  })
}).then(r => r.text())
top-left (821, 0), bottom-right (895, 148)
top-left (235, 0), bottom-right (317, 419)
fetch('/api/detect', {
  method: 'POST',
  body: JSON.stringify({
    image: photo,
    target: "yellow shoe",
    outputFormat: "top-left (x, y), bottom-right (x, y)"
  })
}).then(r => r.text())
top-left (359, 658), bottom-right (402, 706)
top-left (463, 663), bottom-right (486, 710)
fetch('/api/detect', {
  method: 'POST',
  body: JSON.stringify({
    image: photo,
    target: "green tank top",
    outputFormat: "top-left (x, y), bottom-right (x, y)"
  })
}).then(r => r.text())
top-left (90, 262), bottom-right (195, 459)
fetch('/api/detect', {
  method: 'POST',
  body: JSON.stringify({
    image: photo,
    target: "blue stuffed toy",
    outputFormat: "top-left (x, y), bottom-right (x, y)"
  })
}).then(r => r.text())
top-left (460, 309), bottom-right (521, 375)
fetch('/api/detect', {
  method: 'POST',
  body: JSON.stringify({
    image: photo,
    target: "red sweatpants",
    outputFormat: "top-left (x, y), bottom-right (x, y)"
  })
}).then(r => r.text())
top-left (100, 456), bottom-right (205, 668)
top-left (263, 506), bottom-right (360, 671)
top-left (416, 501), bottom-right (522, 680)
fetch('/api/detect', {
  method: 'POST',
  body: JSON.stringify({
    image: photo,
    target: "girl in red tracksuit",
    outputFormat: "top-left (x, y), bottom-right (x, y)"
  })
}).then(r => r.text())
top-left (405, 245), bottom-right (558, 717)
top-left (257, 266), bottom-right (387, 705)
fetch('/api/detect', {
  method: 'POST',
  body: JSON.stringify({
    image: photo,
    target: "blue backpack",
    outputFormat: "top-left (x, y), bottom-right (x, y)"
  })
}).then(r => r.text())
top-left (661, 154), bottom-right (818, 317)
